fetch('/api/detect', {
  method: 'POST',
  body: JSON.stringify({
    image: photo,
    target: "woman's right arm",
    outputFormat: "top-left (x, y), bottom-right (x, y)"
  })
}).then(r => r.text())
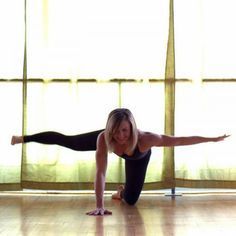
top-left (86, 132), bottom-right (112, 216)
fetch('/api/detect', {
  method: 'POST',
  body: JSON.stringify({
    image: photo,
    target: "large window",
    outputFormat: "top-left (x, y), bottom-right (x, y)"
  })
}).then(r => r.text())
top-left (27, 0), bottom-right (169, 79)
top-left (1, 0), bottom-right (236, 190)
top-left (0, 0), bottom-right (169, 190)
top-left (174, 0), bottom-right (236, 187)
top-left (0, 0), bottom-right (24, 187)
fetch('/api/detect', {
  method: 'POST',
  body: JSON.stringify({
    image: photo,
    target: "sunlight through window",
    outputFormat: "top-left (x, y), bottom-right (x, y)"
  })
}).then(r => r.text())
top-left (0, 0), bottom-right (24, 78)
top-left (27, 0), bottom-right (169, 79)
top-left (175, 0), bottom-right (236, 79)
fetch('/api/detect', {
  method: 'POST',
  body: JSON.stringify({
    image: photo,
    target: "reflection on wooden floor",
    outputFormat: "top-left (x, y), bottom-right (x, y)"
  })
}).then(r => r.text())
top-left (0, 192), bottom-right (236, 235)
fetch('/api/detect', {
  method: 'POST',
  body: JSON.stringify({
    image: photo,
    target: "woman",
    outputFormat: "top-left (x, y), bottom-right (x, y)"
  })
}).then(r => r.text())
top-left (11, 108), bottom-right (229, 216)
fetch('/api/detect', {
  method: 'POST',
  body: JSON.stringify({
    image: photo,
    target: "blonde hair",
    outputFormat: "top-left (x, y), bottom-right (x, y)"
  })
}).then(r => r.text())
top-left (104, 108), bottom-right (138, 153)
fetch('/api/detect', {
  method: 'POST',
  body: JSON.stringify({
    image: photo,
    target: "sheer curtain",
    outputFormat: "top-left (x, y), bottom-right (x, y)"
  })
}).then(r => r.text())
top-left (27, 0), bottom-right (168, 79)
top-left (0, 0), bottom-right (24, 190)
top-left (1, 0), bottom-right (236, 191)
top-left (21, 0), bottom-right (170, 190)
top-left (174, 0), bottom-right (236, 188)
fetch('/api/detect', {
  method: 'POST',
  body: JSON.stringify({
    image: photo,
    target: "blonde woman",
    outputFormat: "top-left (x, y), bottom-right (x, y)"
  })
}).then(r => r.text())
top-left (11, 108), bottom-right (229, 216)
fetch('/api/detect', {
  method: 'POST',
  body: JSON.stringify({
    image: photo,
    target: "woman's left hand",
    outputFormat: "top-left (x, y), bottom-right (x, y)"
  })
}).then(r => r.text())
top-left (214, 134), bottom-right (230, 142)
top-left (86, 208), bottom-right (112, 216)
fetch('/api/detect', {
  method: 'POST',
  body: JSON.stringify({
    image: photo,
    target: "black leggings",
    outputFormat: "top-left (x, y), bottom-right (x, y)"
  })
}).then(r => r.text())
top-left (122, 150), bottom-right (151, 205)
top-left (24, 130), bottom-right (151, 205)
top-left (24, 130), bottom-right (104, 151)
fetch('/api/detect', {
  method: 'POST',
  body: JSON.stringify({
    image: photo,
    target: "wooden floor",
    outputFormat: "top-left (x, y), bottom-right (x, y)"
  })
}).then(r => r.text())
top-left (0, 191), bottom-right (236, 236)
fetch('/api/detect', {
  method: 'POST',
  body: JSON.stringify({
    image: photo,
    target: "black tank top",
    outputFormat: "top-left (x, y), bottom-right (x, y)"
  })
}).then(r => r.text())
top-left (121, 146), bottom-right (151, 161)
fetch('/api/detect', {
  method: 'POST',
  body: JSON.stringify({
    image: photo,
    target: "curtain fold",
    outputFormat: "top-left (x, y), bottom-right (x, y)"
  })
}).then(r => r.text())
top-left (162, 0), bottom-right (175, 189)
top-left (21, 0), bottom-right (28, 191)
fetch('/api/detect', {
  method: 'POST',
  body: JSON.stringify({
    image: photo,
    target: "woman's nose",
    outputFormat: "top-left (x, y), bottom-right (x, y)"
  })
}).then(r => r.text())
top-left (117, 131), bottom-right (124, 139)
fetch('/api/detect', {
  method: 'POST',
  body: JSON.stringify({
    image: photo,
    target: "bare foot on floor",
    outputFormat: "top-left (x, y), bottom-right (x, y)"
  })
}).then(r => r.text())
top-left (112, 185), bottom-right (124, 200)
top-left (11, 136), bottom-right (23, 145)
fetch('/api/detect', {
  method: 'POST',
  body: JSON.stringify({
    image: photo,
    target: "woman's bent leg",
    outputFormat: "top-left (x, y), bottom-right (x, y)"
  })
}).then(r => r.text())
top-left (23, 129), bottom-right (104, 151)
top-left (121, 150), bottom-right (151, 205)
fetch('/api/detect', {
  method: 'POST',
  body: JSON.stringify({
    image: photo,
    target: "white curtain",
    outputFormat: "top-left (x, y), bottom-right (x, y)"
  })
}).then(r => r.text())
top-left (174, 0), bottom-right (236, 187)
top-left (27, 0), bottom-right (169, 80)
top-left (22, 0), bottom-right (170, 190)
top-left (0, 0), bottom-right (24, 189)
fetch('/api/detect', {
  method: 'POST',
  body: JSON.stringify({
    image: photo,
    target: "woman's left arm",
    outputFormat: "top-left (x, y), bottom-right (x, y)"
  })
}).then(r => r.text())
top-left (144, 132), bottom-right (230, 147)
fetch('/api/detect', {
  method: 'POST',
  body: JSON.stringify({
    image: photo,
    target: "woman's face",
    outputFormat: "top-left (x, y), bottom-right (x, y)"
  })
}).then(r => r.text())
top-left (113, 120), bottom-right (131, 145)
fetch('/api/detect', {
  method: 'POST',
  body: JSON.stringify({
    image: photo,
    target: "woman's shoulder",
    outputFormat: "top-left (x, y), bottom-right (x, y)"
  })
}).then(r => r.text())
top-left (96, 131), bottom-right (107, 150)
top-left (138, 130), bottom-right (162, 149)
top-left (98, 130), bottom-right (105, 137)
top-left (138, 130), bottom-right (157, 139)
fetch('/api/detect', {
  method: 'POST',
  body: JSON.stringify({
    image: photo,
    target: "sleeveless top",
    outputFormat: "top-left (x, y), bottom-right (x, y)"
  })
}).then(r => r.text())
top-left (120, 146), bottom-right (151, 161)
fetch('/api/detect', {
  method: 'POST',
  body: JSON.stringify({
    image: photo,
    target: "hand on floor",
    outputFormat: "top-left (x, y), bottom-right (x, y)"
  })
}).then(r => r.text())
top-left (86, 208), bottom-right (112, 216)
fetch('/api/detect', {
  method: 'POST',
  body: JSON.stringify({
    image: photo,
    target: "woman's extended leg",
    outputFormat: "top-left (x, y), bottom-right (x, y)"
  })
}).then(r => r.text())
top-left (121, 150), bottom-right (151, 205)
top-left (11, 129), bottom-right (104, 151)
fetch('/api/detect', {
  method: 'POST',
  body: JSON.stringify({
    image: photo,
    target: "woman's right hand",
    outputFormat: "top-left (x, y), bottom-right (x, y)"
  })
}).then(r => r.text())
top-left (86, 208), bottom-right (112, 216)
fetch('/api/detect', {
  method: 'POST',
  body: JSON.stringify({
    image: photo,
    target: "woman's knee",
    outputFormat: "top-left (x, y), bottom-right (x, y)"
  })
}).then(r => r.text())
top-left (124, 195), bottom-right (139, 205)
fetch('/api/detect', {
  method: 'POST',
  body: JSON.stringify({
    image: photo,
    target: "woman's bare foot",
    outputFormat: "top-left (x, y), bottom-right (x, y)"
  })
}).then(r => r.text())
top-left (112, 185), bottom-right (124, 200)
top-left (11, 136), bottom-right (23, 145)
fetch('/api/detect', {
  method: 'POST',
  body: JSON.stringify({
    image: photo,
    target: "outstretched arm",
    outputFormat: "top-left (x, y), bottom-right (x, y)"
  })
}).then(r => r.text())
top-left (143, 132), bottom-right (230, 148)
top-left (86, 132), bottom-right (112, 216)
top-left (159, 134), bottom-right (229, 146)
